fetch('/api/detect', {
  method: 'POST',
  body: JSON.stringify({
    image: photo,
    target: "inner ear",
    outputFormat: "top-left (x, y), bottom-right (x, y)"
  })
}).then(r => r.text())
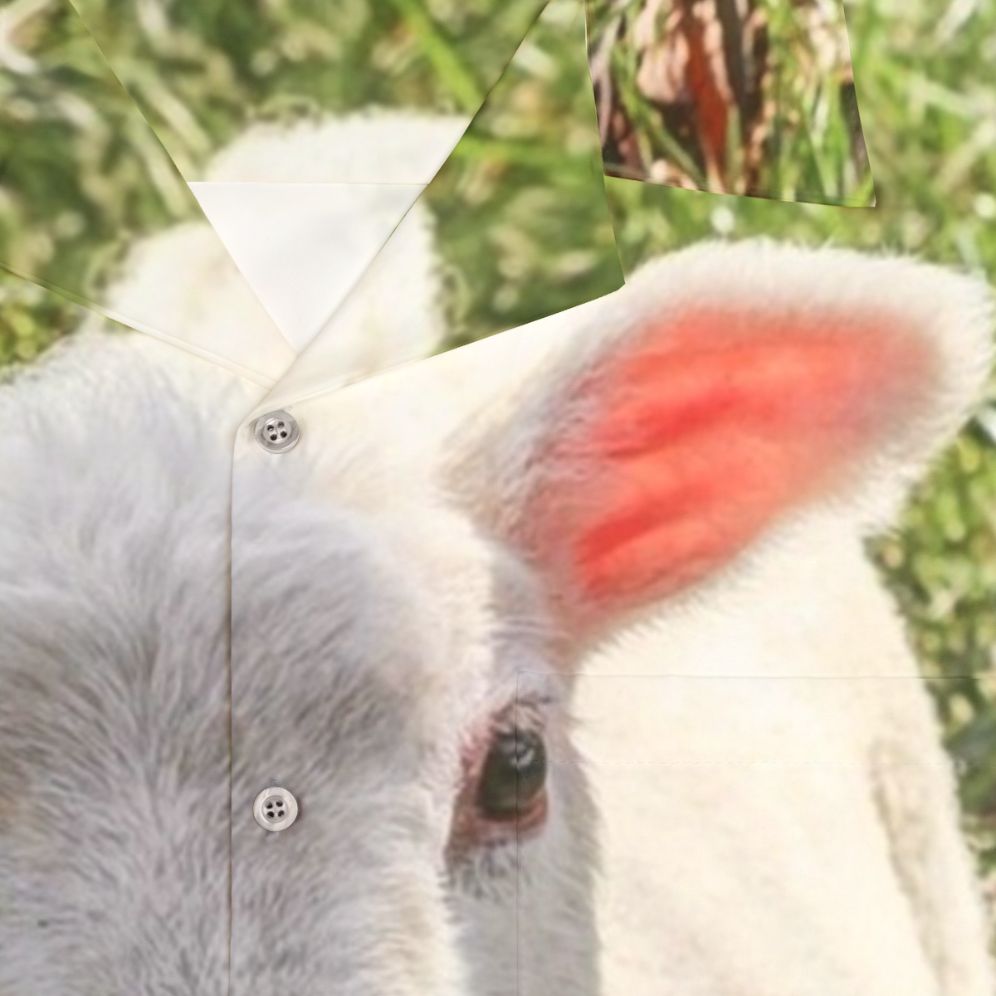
top-left (446, 242), bottom-right (991, 648)
top-left (538, 307), bottom-right (933, 609)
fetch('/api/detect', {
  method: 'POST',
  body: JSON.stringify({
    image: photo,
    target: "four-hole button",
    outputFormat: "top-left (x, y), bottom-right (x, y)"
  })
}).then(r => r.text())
top-left (253, 786), bottom-right (299, 832)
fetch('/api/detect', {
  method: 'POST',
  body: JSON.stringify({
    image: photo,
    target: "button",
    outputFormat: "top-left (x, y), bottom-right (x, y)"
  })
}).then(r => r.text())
top-left (253, 786), bottom-right (299, 832)
top-left (254, 411), bottom-right (300, 453)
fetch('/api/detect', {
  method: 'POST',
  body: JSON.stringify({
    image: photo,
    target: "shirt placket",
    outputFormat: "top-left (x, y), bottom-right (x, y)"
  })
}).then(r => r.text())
top-left (75, 1), bottom-right (619, 990)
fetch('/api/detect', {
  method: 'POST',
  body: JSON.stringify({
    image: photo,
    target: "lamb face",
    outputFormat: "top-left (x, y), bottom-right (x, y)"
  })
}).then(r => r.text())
top-left (222, 238), bottom-right (993, 995)
top-left (1, 238), bottom-right (993, 996)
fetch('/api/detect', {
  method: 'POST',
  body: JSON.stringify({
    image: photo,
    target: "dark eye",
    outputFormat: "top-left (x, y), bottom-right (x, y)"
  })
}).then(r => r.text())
top-left (476, 727), bottom-right (547, 822)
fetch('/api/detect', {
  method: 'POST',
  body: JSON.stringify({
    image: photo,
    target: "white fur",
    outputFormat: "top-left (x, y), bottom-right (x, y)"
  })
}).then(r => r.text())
top-left (1, 111), bottom-right (994, 996)
top-left (201, 111), bottom-right (469, 184)
top-left (579, 521), bottom-right (994, 996)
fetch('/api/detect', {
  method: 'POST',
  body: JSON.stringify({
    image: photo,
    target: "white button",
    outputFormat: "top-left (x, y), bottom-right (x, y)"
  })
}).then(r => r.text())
top-left (253, 786), bottom-right (299, 832)
top-left (254, 410), bottom-right (300, 453)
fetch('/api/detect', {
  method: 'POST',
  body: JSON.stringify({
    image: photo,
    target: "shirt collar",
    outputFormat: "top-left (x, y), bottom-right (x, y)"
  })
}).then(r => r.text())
top-left (5, 0), bottom-right (623, 399)
top-left (188, 113), bottom-right (469, 359)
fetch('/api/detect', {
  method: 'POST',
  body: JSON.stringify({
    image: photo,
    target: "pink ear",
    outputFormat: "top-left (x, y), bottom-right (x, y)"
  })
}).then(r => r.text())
top-left (525, 305), bottom-right (935, 621)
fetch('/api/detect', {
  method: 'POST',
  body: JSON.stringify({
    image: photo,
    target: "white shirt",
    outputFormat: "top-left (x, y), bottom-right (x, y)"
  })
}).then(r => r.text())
top-left (1, 1), bottom-right (993, 994)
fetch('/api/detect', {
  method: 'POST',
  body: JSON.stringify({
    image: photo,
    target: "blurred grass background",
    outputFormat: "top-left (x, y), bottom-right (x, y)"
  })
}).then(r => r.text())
top-left (1, 0), bottom-right (995, 895)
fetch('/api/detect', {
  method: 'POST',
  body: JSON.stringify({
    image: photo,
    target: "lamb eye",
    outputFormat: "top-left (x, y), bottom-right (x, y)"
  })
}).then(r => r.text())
top-left (476, 727), bottom-right (547, 822)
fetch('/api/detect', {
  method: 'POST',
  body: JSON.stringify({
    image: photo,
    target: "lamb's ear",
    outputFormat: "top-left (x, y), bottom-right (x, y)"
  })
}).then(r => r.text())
top-left (448, 241), bottom-right (993, 639)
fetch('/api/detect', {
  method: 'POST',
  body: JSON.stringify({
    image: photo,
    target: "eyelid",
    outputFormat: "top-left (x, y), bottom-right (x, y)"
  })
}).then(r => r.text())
top-left (460, 697), bottom-right (547, 773)
top-left (497, 697), bottom-right (550, 736)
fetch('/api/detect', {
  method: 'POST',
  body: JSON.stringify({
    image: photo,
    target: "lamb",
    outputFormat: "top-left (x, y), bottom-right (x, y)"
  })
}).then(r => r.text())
top-left (1, 112), bottom-right (993, 995)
